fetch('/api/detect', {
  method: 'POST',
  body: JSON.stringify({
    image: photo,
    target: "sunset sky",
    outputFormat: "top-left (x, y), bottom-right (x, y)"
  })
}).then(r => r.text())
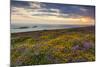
top-left (11, 1), bottom-right (95, 25)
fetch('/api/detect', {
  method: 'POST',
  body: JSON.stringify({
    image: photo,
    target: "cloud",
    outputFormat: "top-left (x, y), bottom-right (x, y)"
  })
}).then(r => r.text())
top-left (11, 2), bottom-right (62, 17)
top-left (29, 2), bottom-right (42, 9)
top-left (11, 1), bottom-right (95, 25)
top-left (79, 8), bottom-right (87, 12)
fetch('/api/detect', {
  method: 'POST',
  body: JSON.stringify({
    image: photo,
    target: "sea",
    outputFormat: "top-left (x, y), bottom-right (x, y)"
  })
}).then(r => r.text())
top-left (11, 23), bottom-right (89, 33)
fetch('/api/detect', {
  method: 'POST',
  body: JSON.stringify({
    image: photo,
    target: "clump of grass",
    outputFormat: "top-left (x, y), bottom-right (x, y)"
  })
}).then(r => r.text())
top-left (40, 35), bottom-right (54, 40)
top-left (11, 27), bottom-right (95, 66)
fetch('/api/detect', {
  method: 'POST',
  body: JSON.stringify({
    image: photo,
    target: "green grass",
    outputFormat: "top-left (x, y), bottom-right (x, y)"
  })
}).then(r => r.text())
top-left (11, 26), bottom-right (95, 66)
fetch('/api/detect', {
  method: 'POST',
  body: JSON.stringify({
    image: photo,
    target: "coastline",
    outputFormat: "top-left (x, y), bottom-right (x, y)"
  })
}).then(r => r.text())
top-left (11, 26), bottom-right (95, 35)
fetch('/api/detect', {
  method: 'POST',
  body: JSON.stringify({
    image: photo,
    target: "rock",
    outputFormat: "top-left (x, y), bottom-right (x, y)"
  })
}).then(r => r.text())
top-left (83, 42), bottom-right (92, 49)
top-left (72, 45), bottom-right (79, 51)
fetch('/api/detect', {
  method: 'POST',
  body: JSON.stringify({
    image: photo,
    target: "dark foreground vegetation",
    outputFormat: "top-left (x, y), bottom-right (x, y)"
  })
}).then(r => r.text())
top-left (11, 26), bottom-right (95, 66)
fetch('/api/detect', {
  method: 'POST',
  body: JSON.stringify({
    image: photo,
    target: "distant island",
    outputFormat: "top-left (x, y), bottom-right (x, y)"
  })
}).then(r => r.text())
top-left (19, 27), bottom-right (29, 29)
top-left (32, 26), bottom-right (38, 28)
top-left (13, 26), bottom-right (38, 29)
top-left (13, 26), bottom-right (29, 29)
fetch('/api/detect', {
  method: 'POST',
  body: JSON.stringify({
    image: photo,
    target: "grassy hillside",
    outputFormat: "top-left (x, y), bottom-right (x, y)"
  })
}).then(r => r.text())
top-left (11, 26), bottom-right (95, 66)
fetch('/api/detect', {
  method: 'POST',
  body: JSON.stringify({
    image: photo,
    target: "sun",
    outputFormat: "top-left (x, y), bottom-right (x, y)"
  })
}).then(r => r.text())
top-left (80, 17), bottom-right (93, 23)
top-left (81, 18), bottom-right (87, 22)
